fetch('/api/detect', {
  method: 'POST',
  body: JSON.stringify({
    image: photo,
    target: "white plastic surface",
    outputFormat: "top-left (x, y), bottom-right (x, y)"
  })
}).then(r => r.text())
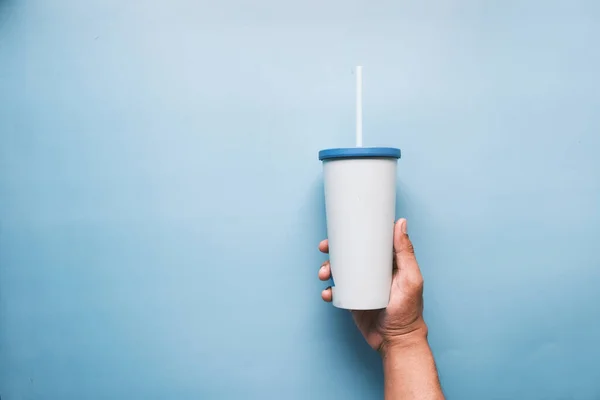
top-left (323, 157), bottom-right (397, 310)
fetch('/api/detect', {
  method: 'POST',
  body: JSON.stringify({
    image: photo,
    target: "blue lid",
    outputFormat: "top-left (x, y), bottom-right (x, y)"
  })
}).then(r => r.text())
top-left (319, 147), bottom-right (401, 161)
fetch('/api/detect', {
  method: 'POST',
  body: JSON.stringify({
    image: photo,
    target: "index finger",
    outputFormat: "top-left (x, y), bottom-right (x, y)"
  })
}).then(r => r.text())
top-left (318, 239), bottom-right (329, 253)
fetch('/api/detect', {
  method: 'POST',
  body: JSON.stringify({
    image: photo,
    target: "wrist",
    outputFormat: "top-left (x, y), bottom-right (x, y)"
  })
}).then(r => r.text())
top-left (379, 321), bottom-right (429, 357)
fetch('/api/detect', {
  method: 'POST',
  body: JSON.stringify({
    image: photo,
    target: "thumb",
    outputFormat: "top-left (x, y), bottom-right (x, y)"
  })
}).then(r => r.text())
top-left (393, 219), bottom-right (421, 277)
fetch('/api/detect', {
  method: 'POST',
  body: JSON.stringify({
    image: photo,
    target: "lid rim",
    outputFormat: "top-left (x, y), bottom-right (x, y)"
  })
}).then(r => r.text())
top-left (318, 147), bottom-right (401, 161)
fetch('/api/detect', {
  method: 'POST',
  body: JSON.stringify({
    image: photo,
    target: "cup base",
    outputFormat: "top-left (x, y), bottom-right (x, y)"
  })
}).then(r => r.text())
top-left (331, 287), bottom-right (389, 310)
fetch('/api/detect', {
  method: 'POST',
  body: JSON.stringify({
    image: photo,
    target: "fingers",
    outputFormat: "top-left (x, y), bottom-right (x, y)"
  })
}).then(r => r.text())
top-left (318, 261), bottom-right (331, 281)
top-left (318, 256), bottom-right (332, 302)
top-left (321, 286), bottom-right (332, 302)
top-left (318, 239), bottom-right (329, 253)
top-left (393, 219), bottom-right (422, 282)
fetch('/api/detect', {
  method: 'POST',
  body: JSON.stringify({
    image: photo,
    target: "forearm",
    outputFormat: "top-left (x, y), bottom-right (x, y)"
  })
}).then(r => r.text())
top-left (382, 330), bottom-right (444, 400)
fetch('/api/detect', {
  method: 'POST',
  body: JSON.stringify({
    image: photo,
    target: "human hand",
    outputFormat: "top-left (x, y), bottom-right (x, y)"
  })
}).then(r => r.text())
top-left (318, 218), bottom-right (427, 353)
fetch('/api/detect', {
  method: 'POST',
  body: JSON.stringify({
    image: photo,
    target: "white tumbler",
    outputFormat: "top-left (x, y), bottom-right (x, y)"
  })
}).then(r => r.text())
top-left (319, 147), bottom-right (401, 310)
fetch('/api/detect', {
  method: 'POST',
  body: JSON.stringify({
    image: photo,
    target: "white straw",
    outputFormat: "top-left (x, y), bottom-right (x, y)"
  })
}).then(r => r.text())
top-left (356, 66), bottom-right (363, 147)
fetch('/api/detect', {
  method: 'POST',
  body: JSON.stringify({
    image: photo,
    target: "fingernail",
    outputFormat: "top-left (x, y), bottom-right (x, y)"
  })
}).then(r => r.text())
top-left (400, 219), bottom-right (407, 234)
top-left (320, 265), bottom-right (325, 272)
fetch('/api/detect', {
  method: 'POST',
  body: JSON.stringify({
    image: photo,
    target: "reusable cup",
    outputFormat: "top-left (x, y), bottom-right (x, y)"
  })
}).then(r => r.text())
top-left (319, 147), bottom-right (401, 310)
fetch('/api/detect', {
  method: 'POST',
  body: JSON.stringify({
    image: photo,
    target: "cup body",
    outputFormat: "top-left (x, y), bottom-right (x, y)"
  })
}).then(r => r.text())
top-left (320, 147), bottom-right (400, 310)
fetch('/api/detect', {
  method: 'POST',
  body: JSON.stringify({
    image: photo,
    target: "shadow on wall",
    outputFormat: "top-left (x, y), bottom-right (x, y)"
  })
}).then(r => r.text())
top-left (395, 178), bottom-right (454, 358)
top-left (0, 0), bottom-right (15, 27)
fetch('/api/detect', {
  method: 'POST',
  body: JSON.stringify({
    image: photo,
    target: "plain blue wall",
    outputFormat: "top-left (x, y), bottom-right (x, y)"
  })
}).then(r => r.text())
top-left (1, 0), bottom-right (600, 399)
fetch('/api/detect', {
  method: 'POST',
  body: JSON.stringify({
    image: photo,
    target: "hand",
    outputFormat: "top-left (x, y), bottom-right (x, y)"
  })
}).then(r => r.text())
top-left (318, 218), bottom-right (427, 353)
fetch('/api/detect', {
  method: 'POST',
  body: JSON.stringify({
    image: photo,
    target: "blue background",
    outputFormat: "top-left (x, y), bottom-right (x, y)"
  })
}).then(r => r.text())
top-left (1, 0), bottom-right (600, 399)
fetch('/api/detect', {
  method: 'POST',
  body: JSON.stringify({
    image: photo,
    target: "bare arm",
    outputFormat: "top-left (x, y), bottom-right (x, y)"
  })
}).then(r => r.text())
top-left (382, 330), bottom-right (443, 400)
